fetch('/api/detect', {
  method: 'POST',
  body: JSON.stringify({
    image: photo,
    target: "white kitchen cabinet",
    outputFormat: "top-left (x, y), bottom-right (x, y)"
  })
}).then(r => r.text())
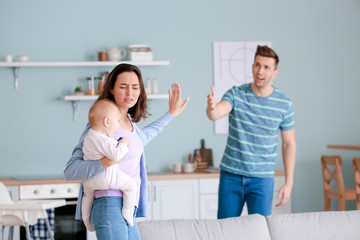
top-left (145, 181), bottom-right (153, 221)
top-left (199, 194), bottom-right (218, 219)
top-left (199, 178), bottom-right (219, 219)
top-left (150, 179), bottom-right (199, 220)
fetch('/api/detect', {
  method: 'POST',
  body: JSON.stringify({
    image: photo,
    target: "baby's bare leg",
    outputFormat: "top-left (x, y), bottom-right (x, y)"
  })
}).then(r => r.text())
top-left (81, 190), bottom-right (96, 232)
top-left (106, 165), bottom-right (137, 226)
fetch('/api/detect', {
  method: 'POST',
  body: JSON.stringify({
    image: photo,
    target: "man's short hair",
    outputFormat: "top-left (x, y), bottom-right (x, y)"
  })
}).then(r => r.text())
top-left (255, 45), bottom-right (279, 69)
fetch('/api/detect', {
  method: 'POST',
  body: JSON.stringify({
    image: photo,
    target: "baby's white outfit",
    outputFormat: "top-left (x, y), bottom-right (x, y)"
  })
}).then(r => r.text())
top-left (81, 128), bottom-right (136, 231)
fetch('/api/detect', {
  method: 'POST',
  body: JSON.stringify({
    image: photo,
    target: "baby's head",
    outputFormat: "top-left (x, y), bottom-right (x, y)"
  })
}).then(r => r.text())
top-left (88, 99), bottom-right (121, 137)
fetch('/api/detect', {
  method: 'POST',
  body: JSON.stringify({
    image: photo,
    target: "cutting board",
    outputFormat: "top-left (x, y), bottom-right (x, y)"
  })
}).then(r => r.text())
top-left (197, 139), bottom-right (213, 167)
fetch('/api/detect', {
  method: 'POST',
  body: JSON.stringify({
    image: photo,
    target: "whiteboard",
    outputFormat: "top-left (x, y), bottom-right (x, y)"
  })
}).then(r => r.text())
top-left (213, 41), bottom-right (272, 134)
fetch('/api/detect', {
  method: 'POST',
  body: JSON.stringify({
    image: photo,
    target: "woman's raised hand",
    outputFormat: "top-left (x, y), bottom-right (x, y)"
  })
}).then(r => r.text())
top-left (168, 82), bottom-right (189, 118)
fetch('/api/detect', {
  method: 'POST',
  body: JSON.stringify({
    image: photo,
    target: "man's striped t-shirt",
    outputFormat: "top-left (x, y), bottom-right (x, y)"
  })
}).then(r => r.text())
top-left (220, 84), bottom-right (295, 178)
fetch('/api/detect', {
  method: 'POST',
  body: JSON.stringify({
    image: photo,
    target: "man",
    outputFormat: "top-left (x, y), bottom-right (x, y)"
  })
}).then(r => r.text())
top-left (206, 45), bottom-right (296, 218)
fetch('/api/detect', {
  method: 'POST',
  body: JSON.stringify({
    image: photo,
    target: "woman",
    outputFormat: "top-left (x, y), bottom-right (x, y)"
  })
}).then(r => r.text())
top-left (64, 63), bottom-right (189, 239)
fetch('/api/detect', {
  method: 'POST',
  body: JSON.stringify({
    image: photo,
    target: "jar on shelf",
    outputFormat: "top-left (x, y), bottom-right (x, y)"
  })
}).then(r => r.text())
top-left (98, 50), bottom-right (109, 61)
top-left (145, 78), bottom-right (151, 95)
top-left (152, 78), bottom-right (158, 94)
top-left (87, 76), bottom-right (96, 95)
top-left (97, 76), bottom-right (106, 95)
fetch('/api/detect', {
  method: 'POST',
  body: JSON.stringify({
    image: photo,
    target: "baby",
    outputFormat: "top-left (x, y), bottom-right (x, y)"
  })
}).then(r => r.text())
top-left (81, 99), bottom-right (136, 231)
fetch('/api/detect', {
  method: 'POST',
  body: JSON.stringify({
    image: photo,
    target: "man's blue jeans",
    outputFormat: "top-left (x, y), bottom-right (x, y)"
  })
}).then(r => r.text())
top-left (217, 170), bottom-right (274, 219)
top-left (91, 197), bottom-right (141, 240)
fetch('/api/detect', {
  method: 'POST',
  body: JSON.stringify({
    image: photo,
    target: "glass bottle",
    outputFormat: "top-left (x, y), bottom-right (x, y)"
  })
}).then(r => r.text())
top-left (86, 76), bottom-right (96, 95)
top-left (145, 78), bottom-right (151, 95)
top-left (152, 78), bottom-right (158, 94)
top-left (97, 76), bottom-right (106, 95)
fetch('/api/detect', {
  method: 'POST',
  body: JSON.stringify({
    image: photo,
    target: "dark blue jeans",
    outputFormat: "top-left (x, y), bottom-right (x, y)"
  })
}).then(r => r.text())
top-left (91, 197), bottom-right (141, 240)
top-left (217, 170), bottom-right (274, 219)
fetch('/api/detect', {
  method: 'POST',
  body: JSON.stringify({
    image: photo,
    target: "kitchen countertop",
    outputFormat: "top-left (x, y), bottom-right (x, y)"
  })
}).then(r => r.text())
top-left (1, 170), bottom-right (285, 186)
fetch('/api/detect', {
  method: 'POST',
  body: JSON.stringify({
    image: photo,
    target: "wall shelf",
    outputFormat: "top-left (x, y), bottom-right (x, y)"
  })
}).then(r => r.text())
top-left (62, 94), bottom-right (169, 122)
top-left (62, 94), bottom-right (168, 101)
top-left (0, 60), bottom-right (170, 121)
top-left (0, 60), bottom-right (170, 89)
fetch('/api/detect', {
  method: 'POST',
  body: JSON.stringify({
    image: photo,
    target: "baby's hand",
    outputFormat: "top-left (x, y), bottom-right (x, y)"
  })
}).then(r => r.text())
top-left (119, 137), bottom-right (129, 147)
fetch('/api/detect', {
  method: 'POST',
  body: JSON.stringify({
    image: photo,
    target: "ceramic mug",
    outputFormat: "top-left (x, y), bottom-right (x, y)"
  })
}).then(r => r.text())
top-left (173, 163), bottom-right (182, 173)
top-left (182, 163), bottom-right (195, 173)
top-left (5, 55), bottom-right (13, 62)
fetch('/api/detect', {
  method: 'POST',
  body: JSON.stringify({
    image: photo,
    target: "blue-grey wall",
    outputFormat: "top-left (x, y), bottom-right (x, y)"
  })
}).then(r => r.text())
top-left (1, 0), bottom-right (360, 213)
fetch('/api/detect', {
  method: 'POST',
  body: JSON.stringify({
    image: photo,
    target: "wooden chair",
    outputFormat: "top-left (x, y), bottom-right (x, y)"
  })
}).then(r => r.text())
top-left (320, 155), bottom-right (356, 211)
top-left (353, 157), bottom-right (360, 210)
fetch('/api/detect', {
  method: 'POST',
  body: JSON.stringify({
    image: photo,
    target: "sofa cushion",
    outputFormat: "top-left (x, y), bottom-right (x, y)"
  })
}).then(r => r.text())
top-left (138, 214), bottom-right (271, 240)
top-left (266, 210), bottom-right (360, 240)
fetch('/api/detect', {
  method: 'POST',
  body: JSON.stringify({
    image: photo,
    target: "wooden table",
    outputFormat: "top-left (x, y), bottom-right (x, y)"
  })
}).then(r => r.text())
top-left (327, 144), bottom-right (360, 150)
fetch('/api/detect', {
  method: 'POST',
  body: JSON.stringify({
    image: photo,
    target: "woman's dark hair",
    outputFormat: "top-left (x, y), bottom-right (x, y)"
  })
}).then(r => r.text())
top-left (98, 63), bottom-right (150, 122)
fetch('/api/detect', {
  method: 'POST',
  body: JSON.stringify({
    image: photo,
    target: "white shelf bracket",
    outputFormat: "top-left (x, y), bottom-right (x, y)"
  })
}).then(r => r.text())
top-left (13, 67), bottom-right (20, 90)
top-left (72, 101), bottom-right (79, 122)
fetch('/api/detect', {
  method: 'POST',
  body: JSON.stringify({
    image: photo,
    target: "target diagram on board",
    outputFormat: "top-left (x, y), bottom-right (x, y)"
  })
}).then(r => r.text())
top-left (213, 41), bottom-right (272, 134)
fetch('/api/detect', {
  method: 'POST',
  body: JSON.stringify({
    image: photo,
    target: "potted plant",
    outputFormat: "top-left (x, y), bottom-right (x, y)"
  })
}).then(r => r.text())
top-left (74, 86), bottom-right (84, 96)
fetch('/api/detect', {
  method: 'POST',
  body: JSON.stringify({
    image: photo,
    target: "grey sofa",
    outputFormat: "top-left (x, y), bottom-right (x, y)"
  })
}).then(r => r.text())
top-left (138, 210), bottom-right (360, 240)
